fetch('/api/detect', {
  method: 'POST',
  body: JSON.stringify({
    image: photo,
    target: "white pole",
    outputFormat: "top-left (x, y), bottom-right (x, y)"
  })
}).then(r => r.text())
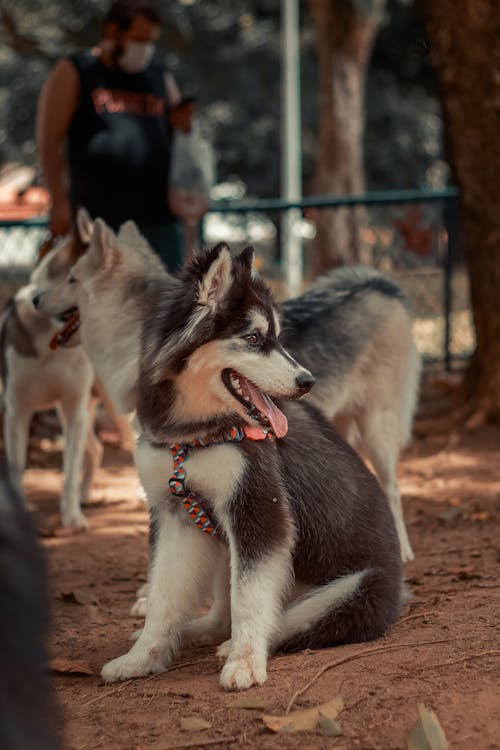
top-left (281, 0), bottom-right (303, 297)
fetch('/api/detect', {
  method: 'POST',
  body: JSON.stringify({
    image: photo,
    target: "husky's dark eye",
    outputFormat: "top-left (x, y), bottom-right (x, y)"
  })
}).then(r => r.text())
top-left (68, 273), bottom-right (77, 284)
top-left (243, 331), bottom-right (262, 347)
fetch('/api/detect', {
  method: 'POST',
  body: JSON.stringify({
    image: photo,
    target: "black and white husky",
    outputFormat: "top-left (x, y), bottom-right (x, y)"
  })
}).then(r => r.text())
top-left (99, 243), bottom-right (403, 690)
top-left (34, 213), bottom-right (419, 559)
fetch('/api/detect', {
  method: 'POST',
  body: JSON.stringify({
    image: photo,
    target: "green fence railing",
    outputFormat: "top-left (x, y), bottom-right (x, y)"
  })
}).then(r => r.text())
top-left (0, 187), bottom-right (461, 368)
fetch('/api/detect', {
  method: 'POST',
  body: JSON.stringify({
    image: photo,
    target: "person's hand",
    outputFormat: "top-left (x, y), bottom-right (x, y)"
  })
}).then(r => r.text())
top-left (50, 195), bottom-right (72, 237)
top-left (169, 101), bottom-right (195, 133)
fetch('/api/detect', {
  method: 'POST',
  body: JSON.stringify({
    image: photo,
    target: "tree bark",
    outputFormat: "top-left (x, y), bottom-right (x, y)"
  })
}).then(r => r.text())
top-left (421, 0), bottom-right (500, 419)
top-left (309, 0), bottom-right (385, 271)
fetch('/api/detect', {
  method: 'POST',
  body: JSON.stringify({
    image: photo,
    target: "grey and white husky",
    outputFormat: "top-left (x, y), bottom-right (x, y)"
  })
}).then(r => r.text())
top-left (281, 268), bottom-right (421, 561)
top-left (97, 243), bottom-right (403, 689)
top-left (34, 213), bottom-right (419, 560)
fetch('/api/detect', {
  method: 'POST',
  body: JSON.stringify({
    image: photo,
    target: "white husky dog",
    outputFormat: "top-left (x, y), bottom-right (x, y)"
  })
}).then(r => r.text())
top-left (35, 212), bottom-right (420, 560)
top-left (1, 234), bottom-right (101, 528)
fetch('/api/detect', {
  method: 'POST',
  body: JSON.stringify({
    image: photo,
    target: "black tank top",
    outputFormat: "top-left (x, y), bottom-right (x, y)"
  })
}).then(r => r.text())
top-left (67, 51), bottom-right (174, 227)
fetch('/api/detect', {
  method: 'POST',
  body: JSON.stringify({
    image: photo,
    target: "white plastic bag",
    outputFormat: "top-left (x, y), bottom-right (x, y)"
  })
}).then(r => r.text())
top-left (168, 123), bottom-right (216, 225)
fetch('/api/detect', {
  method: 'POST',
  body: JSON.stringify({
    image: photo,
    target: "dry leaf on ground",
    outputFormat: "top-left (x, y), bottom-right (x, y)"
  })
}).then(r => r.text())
top-left (180, 716), bottom-right (212, 732)
top-left (408, 717), bottom-right (431, 750)
top-left (418, 704), bottom-right (449, 750)
top-left (263, 695), bottom-right (343, 733)
top-left (439, 505), bottom-right (469, 523)
top-left (317, 715), bottom-right (342, 737)
top-left (407, 704), bottom-right (449, 750)
top-left (61, 590), bottom-right (100, 606)
top-left (49, 657), bottom-right (94, 675)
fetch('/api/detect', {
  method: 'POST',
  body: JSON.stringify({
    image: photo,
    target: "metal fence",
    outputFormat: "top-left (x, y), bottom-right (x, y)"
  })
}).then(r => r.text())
top-left (204, 188), bottom-right (465, 369)
top-left (0, 188), bottom-right (468, 369)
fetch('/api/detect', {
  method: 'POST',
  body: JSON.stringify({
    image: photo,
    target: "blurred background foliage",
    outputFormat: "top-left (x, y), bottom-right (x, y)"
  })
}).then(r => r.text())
top-left (0, 0), bottom-right (449, 198)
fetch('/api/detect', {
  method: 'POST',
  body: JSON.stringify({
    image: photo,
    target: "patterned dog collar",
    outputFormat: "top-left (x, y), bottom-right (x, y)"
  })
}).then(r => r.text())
top-left (168, 425), bottom-right (275, 538)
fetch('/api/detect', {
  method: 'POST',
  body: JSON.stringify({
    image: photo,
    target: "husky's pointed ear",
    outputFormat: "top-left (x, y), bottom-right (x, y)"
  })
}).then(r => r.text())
top-left (87, 218), bottom-right (118, 269)
top-left (118, 220), bottom-right (150, 249)
top-left (76, 206), bottom-right (94, 244)
top-left (237, 246), bottom-right (255, 272)
top-left (197, 244), bottom-right (233, 312)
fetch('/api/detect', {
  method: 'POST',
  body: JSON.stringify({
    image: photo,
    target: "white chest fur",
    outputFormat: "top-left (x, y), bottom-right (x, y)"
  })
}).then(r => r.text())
top-left (135, 437), bottom-right (247, 517)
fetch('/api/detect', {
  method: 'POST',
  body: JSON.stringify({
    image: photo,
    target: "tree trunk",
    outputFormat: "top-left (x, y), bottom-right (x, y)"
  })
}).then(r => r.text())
top-left (421, 0), bottom-right (500, 420)
top-left (310, 0), bottom-right (385, 271)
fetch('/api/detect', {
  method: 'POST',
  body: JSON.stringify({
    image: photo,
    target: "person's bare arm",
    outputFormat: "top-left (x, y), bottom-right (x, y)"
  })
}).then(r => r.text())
top-left (163, 71), bottom-right (195, 133)
top-left (36, 58), bottom-right (79, 235)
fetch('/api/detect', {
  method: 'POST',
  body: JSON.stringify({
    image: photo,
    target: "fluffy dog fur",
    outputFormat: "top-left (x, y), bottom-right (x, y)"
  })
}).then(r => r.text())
top-left (280, 268), bottom-right (421, 561)
top-left (1, 233), bottom-right (101, 527)
top-left (35, 215), bottom-right (419, 558)
top-left (97, 244), bottom-right (403, 690)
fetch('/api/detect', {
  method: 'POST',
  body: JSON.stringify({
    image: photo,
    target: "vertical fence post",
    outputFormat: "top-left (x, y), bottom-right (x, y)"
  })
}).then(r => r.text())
top-left (443, 196), bottom-right (458, 371)
top-left (281, 0), bottom-right (303, 297)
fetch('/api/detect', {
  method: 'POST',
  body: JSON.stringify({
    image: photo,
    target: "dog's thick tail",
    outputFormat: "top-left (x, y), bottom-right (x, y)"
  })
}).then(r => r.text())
top-left (274, 568), bottom-right (402, 653)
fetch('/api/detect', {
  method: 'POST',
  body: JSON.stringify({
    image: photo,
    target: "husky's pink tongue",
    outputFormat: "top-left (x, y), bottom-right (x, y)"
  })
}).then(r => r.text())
top-left (244, 379), bottom-right (288, 438)
top-left (49, 312), bottom-right (80, 350)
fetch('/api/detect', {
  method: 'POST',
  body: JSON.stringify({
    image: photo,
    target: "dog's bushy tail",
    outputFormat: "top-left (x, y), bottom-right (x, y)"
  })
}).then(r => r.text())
top-left (275, 568), bottom-right (402, 653)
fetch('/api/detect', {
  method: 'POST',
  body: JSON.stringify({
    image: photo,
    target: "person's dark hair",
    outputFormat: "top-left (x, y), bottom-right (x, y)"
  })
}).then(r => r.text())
top-left (104, 0), bottom-right (162, 31)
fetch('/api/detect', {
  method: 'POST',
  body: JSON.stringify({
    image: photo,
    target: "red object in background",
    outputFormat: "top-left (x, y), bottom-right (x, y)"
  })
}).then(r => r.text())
top-left (394, 205), bottom-right (434, 257)
top-left (0, 165), bottom-right (50, 220)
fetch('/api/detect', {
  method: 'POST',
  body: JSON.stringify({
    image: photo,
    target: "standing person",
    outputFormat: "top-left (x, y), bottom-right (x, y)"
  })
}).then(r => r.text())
top-left (36, 0), bottom-right (194, 271)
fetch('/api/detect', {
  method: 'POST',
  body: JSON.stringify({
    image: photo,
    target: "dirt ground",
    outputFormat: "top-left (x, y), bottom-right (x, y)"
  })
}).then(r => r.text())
top-left (12, 375), bottom-right (500, 750)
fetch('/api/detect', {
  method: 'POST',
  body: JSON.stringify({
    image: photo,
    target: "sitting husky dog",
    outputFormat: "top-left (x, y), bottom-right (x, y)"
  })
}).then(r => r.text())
top-left (0, 234), bottom-right (101, 528)
top-left (96, 242), bottom-right (403, 690)
top-left (35, 212), bottom-right (419, 560)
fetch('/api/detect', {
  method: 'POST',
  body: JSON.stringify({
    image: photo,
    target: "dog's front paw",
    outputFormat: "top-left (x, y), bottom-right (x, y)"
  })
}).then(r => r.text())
top-left (131, 596), bottom-right (147, 617)
top-left (220, 653), bottom-right (267, 691)
top-left (101, 647), bottom-right (167, 683)
top-left (62, 509), bottom-right (89, 530)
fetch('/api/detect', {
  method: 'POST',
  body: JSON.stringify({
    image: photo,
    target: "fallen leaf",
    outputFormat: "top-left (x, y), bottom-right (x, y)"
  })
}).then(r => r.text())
top-left (227, 696), bottom-right (267, 710)
top-left (418, 704), bottom-right (449, 750)
top-left (447, 497), bottom-right (464, 507)
top-left (318, 715), bottom-right (342, 737)
top-left (408, 717), bottom-right (429, 750)
top-left (470, 511), bottom-right (490, 522)
top-left (61, 590), bottom-right (100, 606)
top-left (180, 717), bottom-right (212, 732)
top-left (49, 657), bottom-right (94, 675)
top-left (263, 695), bottom-right (343, 733)
top-left (439, 505), bottom-right (469, 523)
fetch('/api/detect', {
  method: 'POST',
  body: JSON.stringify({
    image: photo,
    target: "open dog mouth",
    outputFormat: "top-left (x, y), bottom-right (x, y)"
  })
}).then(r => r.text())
top-left (222, 369), bottom-right (288, 438)
top-left (49, 308), bottom-right (81, 350)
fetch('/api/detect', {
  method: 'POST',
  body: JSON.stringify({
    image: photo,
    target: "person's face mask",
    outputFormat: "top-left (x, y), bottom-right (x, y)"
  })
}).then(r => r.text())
top-left (118, 41), bottom-right (155, 73)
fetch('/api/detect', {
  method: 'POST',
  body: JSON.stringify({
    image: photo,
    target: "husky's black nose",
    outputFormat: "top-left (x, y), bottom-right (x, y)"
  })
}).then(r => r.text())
top-left (32, 293), bottom-right (41, 310)
top-left (295, 371), bottom-right (315, 393)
